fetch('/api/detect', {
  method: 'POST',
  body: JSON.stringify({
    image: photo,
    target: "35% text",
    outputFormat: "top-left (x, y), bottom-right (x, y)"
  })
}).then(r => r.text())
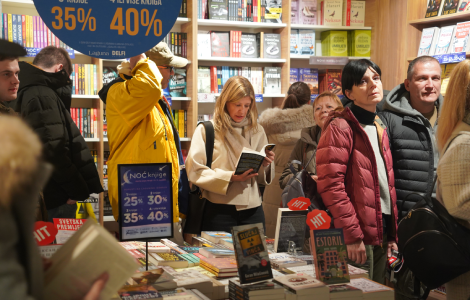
top-left (51, 7), bottom-right (96, 31)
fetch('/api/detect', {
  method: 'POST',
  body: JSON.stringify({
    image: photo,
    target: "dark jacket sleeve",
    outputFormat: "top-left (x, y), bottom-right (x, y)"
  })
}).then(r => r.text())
top-left (22, 95), bottom-right (90, 201)
top-left (316, 120), bottom-right (364, 244)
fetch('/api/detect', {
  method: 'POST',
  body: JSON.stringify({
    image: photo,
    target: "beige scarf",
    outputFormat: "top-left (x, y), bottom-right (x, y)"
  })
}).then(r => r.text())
top-left (223, 118), bottom-right (256, 170)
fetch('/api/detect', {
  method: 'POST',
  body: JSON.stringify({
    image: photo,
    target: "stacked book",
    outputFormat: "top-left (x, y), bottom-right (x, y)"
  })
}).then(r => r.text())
top-left (229, 279), bottom-right (285, 300)
top-left (274, 274), bottom-right (329, 300)
top-left (348, 278), bottom-right (394, 300)
top-left (198, 0), bottom-right (281, 23)
top-left (199, 257), bottom-right (239, 278)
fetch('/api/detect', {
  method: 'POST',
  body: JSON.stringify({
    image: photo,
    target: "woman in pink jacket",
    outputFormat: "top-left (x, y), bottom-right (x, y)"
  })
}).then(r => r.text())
top-left (316, 59), bottom-right (398, 284)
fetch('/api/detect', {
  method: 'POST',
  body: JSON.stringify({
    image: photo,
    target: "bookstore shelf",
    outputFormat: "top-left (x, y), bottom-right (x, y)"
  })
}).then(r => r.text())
top-left (290, 55), bottom-right (370, 61)
top-left (198, 57), bottom-right (286, 63)
top-left (171, 97), bottom-right (191, 101)
top-left (103, 216), bottom-right (115, 222)
top-left (291, 24), bottom-right (372, 32)
top-left (409, 10), bottom-right (470, 26)
top-left (407, 53), bottom-right (470, 62)
top-left (197, 19), bottom-right (287, 29)
top-left (84, 138), bottom-right (100, 142)
top-left (72, 95), bottom-right (99, 99)
top-left (103, 137), bottom-right (191, 142)
top-left (201, 93), bottom-right (286, 98)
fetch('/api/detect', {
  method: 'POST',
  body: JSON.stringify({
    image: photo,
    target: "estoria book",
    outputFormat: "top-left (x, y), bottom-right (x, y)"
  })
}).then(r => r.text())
top-left (310, 228), bottom-right (350, 285)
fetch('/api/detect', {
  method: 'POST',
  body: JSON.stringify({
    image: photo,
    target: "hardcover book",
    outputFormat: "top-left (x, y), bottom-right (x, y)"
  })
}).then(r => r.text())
top-left (425, 0), bottom-right (442, 17)
top-left (210, 31), bottom-right (230, 57)
top-left (348, 30), bottom-right (371, 57)
top-left (451, 21), bottom-right (470, 53)
top-left (322, 0), bottom-right (343, 26)
top-left (441, 0), bottom-right (459, 15)
top-left (273, 274), bottom-right (326, 296)
top-left (298, 29), bottom-right (315, 55)
top-left (232, 223), bottom-right (273, 284)
top-left (197, 32), bottom-right (211, 58)
top-left (299, 0), bottom-right (317, 25)
top-left (240, 33), bottom-right (259, 58)
top-left (300, 68), bottom-right (319, 96)
top-left (310, 228), bottom-right (350, 284)
top-left (201, 231), bottom-right (232, 243)
top-left (350, 1), bottom-right (365, 26)
top-left (434, 25), bottom-right (456, 54)
top-left (321, 30), bottom-right (348, 56)
top-left (418, 27), bottom-right (440, 56)
top-left (274, 208), bottom-right (308, 253)
top-left (290, 29), bottom-right (300, 55)
top-left (290, 68), bottom-right (299, 87)
top-left (263, 33), bottom-right (281, 59)
top-left (209, 0), bottom-right (229, 20)
top-left (264, 67), bottom-right (282, 94)
top-left (234, 144), bottom-right (276, 175)
top-left (265, 0), bottom-right (282, 23)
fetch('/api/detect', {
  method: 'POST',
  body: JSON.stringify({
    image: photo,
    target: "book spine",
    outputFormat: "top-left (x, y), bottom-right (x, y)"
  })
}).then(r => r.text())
top-left (94, 108), bottom-right (98, 138)
top-left (87, 108), bottom-right (91, 138)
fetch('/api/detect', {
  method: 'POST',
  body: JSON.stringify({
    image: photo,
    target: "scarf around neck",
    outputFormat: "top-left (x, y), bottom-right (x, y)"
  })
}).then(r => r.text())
top-left (225, 118), bottom-right (255, 170)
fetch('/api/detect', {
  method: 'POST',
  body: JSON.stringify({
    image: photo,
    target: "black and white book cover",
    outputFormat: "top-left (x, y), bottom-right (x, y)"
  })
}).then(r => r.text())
top-left (241, 33), bottom-right (259, 58)
top-left (264, 67), bottom-right (281, 94)
top-left (265, 0), bottom-right (282, 23)
top-left (232, 223), bottom-right (273, 284)
top-left (263, 33), bottom-right (281, 59)
top-left (209, 0), bottom-right (228, 20)
top-left (274, 208), bottom-right (308, 253)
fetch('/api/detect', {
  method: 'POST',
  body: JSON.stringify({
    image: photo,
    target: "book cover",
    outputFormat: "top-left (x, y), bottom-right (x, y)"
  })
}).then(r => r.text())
top-left (263, 33), bottom-right (281, 59)
top-left (298, 29), bottom-right (315, 55)
top-left (170, 69), bottom-right (187, 97)
top-left (434, 25), bottom-right (456, 54)
top-left (209, 0), bottom-right (228, 20)
top-left (197, 67), bottom-right (211, 94)
top-left (274, 208), bottom-right (308, 253)
top-left (348, 30), bottom-right (371, 57)
top-left (310, 228), bottom-right (350, 284)
top-left (102, 68), bottom-right (119, 87)
top-left (128, 267), bottom-right (175, 286)
top-left (273, 274), bottom-right (326, 295)
top-left (425, 0), bottom-right (442, 17)
top-left (264, 67), bottom-right (281, 94)
top-left (234, 144), bottom-right (275, 175)
top-left (199, 257), bottom-right (238, 272)
top-left (229, 279), bottom-right (285, 296)
top-left (452, 21), bottom-right (470, 53)
top-left (197, 32), bottom-right (211, 58)
top-left (232, 223), bottom-right (273, 284)
top-left (211, 31), bottom-right (230, 57)
top-left (270, 257), bottom-right (307, 269)
top-left (329, 284), bottom-right (362, 298)
top-left (220, 238), bottom-right (235, 250)
top-left (241, 33), bottom-right (259, 58)
top-left (418, 27), bottom-right (439, 56)
top-left (441, 0), bottom-right (459, 15)
top-left (326, 69), bottom-right (342, 95)
top-left (299, 0), bottom-right (317, 24)
top-left (201, 231), bottom-right (232, 243)
top-left (321, 30), bottom-right (348, 56)
top-left (342, 0), bottom-right (351, 26)
top-left (290, 29), bottom-right (300, 54)
top-left (348, 264), bottom-right (369, 279)
top-left (323, 0), bottom-right (342, 26)
top-left (117, 285), bottom-right (163, 300)
top-left (199, 247), bottom-right (235, 258)
top-left (300, 68), bottom-right (319, 95)
top-left (350, 1), bottom-right (365, 27)
top-left (291, 0), bottom-right (300, 24)
top-left (290, 68), bottom-right (299, 87)
top-left (265, 0), bottom-right (282, 23)
top-left (348, 278), bottom-right (394, 296)
top-left (180, 247), bottom-right (201, 254)
top-left (153, 252), bottom-right (189, 268)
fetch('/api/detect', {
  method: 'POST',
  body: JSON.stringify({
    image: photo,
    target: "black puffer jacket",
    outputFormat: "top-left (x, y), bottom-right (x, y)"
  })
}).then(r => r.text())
top-left (13, 62), bottom-right (103, 209)
top-left (379, 83), bottom-right (442, 221)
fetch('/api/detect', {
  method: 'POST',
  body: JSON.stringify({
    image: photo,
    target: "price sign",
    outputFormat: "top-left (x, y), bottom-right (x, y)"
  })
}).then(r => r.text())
top-left (33, 0), bottom-right (182, 59)
top-left (255, 94), bottom-right (263, 103)
top-left (306, 209), bottom-right (332, 231)
top-left (118, 163), bottom-right (173, 241)
top-left (34, 221), bottom-right (58, 246)
top-left (287, 197), bottom-right (311, 210)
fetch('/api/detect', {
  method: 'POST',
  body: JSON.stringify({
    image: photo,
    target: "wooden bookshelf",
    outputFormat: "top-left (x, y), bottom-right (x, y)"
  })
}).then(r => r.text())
top-left (291, 24), bottom-right (372, 32)
top-left (409, 10), bottom-right (470, 26)
top-left (198, 19), bottom-right (287, 28)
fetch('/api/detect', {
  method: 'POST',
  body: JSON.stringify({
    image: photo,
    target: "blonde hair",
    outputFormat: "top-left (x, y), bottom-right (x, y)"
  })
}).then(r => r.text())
top-left (314, 91), bottom-right (344, 109)
top-left (213, 76), bottom-right (259, 137)
top-left (437, 59), bottom-right (470, 151)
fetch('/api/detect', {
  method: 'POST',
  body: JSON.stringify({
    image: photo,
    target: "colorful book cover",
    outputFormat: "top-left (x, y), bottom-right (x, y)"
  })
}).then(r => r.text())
top-left (451, 21), bottom-right (470, 53)
top-left (434, 25), bottom-right (456, 55)
top-left (326, 69), bottom-right (342, 95)
top-left (211, 31), bottom-right (230, 57)
top-left (274, 208), bottom-right (309, 253)
top-left (290, 68), bottom-right (299, 87)
top-left (441, 0), bottom-right (459, 15)
top-left (321, 30), bottom-right (348, 56)
top-left (199, 247), bottom-right (235, 258)
top-left (232, 223), bottom-right (273, 284)
top-left (418, 27), bottom-right (439, 56)
top-left (299, 0), bottom-right (317, 24)
top-left (298, 29), bottom-right (315, 55)
top-left (201, 231), bottom-right (232, 244)
top-left (310, 228), bottom-right (350, 284)
top-left (323, 0), bottom-right (342, 26)
top-left (348, 30), bottom-right (371, 57)
top-left (199, 257), bottom-right (238, 272)
top-left (265, 0), bottom-right (282, 23)
top-left (300, 68), bottom-right (319, 96)
top-left (273, 274), bottom-right (326, 295)
top-left (170, 69), bottom-right (187, 97)
top-left (350, 1), bottom-right (365, 26)
top-left (425, 0), bottom-right (442, 17)
top-left (290, 29), bottom-right (299, 54)
top-left (117, 285), bottom-right (162, 299)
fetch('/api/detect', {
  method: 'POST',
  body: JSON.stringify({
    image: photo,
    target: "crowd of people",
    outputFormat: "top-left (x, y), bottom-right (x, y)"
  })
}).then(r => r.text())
top-left (1, 35), bottom-right (470, 299)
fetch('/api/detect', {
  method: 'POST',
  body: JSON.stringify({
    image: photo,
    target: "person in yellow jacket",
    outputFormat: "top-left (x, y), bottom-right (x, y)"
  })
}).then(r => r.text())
top-left (99, 44), bottom-right (188, 244)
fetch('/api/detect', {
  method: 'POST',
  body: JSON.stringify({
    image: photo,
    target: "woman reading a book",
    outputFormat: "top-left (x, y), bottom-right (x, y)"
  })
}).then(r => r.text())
top-left (436, 59), bottom-right (470, 299)
top-left (185, 76), bottom-right (275, 232)
top-left (316, 59), bottom-right (398, 285)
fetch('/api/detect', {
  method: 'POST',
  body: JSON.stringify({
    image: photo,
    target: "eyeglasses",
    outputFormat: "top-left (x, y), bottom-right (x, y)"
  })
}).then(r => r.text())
top-left (158, 65), bottom-right (175, 73)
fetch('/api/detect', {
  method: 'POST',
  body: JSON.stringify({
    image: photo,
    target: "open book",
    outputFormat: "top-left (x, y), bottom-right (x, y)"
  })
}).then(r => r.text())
top-left (44, 219), bottom-right (138, 300)
top-left (234, 144), bottom-right (275, 175)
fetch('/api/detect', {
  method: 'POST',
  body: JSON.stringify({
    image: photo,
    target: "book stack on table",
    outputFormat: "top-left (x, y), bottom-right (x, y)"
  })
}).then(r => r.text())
top-left (229, 279), bottom-right (285, 300)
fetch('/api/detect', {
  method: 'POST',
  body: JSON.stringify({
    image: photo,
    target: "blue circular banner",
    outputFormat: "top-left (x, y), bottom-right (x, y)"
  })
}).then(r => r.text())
top-left (33, 0), bottom-right (182, 59)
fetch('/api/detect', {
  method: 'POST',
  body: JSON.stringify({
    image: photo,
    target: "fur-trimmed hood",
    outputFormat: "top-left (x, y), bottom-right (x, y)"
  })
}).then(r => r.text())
top-left (258, 104), bottom-right (315, 134)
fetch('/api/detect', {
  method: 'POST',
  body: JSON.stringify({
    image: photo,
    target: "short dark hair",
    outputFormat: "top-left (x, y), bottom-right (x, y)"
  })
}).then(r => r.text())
top-left (407, 56), bottom-right (440, 80)
top-left (282, 81), bottom-right (311, 109)
top-left (0, 55), bottom-right (18, 62)
top-left (342, 59), bottom-right (382, 98)
top-left (33, 46), bottom-right (72, 76)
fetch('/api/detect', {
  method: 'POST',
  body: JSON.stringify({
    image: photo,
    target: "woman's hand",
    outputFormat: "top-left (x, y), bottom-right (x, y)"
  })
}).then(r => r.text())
top-left (263, 150), bottom-right (275, 167)
top-left (231, 169), bottom-right (258, 182)
top-left (83, 272), bottom-right (109, 300)
top-left (347, 240), bottom-right (367, 265)
top-left (387, 241), bottom-right (398, 258)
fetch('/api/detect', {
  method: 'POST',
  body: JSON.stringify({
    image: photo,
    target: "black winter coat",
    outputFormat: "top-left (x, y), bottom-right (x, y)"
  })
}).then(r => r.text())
top-left (379, 83), bottom-right (441, 221)
top-left (13, 62), bottom-right (103, 209)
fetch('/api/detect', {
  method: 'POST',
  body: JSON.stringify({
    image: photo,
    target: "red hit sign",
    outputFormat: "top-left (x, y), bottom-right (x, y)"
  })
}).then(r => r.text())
top-left (34, 221), bottom-right (58, 246)
top-left (306, 209), bottom-right (332, 230)
top-left (287, 197), bottom-right (311, 210)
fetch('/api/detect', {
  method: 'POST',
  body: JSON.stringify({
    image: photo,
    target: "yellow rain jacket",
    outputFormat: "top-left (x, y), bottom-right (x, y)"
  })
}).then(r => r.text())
top-left (106, 59), bottom-right (179, 223)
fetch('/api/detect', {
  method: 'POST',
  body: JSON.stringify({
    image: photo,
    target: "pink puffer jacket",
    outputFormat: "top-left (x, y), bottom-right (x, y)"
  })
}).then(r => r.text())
top-left (316, 108), bottom-right (398, 246)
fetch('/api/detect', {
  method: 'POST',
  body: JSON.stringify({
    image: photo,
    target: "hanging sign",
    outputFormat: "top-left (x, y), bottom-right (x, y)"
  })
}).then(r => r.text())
top-left (118, 163), bottom-right (173, 241)
top-left (432, 52), bottom-right (466, 64)
top-left (33, 0), bottom-right (182, 59)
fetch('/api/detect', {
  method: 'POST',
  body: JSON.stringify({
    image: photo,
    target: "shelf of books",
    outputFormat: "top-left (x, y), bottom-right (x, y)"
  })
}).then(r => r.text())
top-left (291, 24), bottom-right (371, 32)
top-left (198, 57), bottom-right (287, 63)
top-left (198, 19), bottom-right (287, 28)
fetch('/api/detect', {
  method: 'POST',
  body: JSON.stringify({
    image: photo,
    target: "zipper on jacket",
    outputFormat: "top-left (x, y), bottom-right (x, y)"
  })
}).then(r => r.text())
top-left (154, 141), bottom-right (157, 149)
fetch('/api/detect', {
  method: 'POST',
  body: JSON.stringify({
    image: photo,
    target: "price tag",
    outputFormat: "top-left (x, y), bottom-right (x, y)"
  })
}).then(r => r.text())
top-left (306, 209), bottom-right (332, 230)
top-left (198, 93), bottom-right (216, 103)
top-left (433, 52), bottom-right (466, 64)
top-left (34, 221), bottom-right (58, 246)
top-left (309, 56), bottom-right (350, 65)
top-left (287, 197), bottom-right (311, 210)
top-left (255, 94), bottom-right (263, 103)
top-left (33, 0), bottom-right (182, 59)
top-left (118, 163), bottom-right (173, 241)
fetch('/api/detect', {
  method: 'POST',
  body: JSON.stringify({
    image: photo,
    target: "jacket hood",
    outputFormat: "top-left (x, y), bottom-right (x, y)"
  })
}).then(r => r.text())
top-left (258, 104), bottom-right (315, 135)
top-left (383, 83), bottom-right (443, 117)
top-left (300, 125), bottom-right (321, 147)
top-left (99, 61), bottom-right (132, 105)
top-left (18, 61), bottom-right (72, 110)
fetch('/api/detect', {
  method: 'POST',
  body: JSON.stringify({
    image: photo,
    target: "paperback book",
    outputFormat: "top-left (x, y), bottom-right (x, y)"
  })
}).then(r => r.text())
top-left (265, 0), bottom-right (283, 23)
top-left (417, 27), bottom-right (440, 56)
top-left (291, 0), bottom-right (300, 24)
top-left (263, 33), bottom-right (281, 59)
top-left (199, 247), bottom-right (235, 258)
top-left (274, 208), bottom-right (308, 253)
top-left (434, 25), bottom-right (456, 54)
top-left (290, 68), bottom-right (299, 87)
top-left (232, 223), bottom-right (273, 284)
top-left (290, 29), bottom-right (300, 54)
top-left (201, 231), bottom-right (232, 243)
top-left (298, 29), bottom-right (315, 55)
top-left (441, 0), bottom-right (459, 15)
top-left (310, 228), bottom-right (350, 284)
top-left (300, 0), bottom-right (318, 24)
top-left (451, 21), bottom-right (470, 53)
top-left (273, 274), bottom-right (326, 296)
top-left (211, 31), bottom-right (230, 57)
top-left (348, 30), bottom-right (371, 57)
top-left (209, 0), bottom-right (228, 20)
top-left (229, 279), bottom-right (285, 298)
top-left (234, 144), bottom-right (276, 175)
top-left (264, 67), bottom-right (282, 94)
top-left (321, 30), bottom-right (348, 56)
top-left (322, 0), bottom-right (343, 26)
top-left (241, 33), bottom-right (259, 58)
top-left (197, 32), bottom-right (211, 58)
top-left (299, 68), bottom-right (319, 96)
top-left (425, 0), bottom-right (442, 17)
top-left (350, 1), bottom-right (365, 26)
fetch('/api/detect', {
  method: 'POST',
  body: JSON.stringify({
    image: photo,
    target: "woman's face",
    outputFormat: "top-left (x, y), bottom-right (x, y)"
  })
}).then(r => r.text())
top-left (314, 97), bottom-right (339, 129)
top-left (226, 96), bottom-right (252, 123)
top-left (346, 67), bottom-right (383, 113)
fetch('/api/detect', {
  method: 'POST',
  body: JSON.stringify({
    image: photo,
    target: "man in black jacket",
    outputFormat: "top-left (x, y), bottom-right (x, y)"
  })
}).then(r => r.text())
top-left (380, 55), bottom-right (442, 299)
top-left (12, 46), bottom-right (103, 221)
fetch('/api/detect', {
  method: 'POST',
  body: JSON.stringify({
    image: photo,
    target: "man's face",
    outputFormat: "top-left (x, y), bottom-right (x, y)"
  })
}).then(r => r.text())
top-left (0, 58), bottom-right (20, 102)
top-left (159, 65), bottom-right (175, 90)
top-left (405, 61), bottom-right (441, 106)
